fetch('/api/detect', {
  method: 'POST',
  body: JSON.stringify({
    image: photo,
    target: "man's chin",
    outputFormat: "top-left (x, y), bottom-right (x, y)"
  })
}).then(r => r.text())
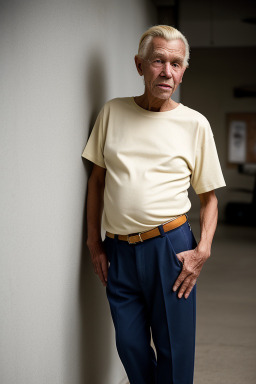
top-left (153, 89), bottom-right (174, 100)
top-left (154, 93), bottom-right (173, 100)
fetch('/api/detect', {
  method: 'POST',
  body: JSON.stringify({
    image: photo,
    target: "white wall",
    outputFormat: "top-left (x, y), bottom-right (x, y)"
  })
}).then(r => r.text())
top-left (0, 1), bottom-right (156, 383)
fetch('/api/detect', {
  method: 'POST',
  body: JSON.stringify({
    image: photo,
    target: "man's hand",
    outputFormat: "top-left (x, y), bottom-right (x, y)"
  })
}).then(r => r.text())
top-left (173, 190), bottom-right (218, 299)
top-left (87, 240), bottom-right (108, 287)
top-left (172, 247), bottom-right (210, 299)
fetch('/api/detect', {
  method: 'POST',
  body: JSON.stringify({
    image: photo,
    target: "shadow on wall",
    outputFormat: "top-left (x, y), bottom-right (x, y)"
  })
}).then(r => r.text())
top-left (79, 51), bottom-right (113, 384)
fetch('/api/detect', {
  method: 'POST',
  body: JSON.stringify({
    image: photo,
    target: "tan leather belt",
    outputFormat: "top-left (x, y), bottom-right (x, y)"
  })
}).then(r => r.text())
top-left (106, 214), bottom-right (187, 245)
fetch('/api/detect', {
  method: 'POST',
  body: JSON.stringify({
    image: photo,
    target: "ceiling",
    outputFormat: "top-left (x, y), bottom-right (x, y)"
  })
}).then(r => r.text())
top-left (153, 0), bottom-right (256, 47)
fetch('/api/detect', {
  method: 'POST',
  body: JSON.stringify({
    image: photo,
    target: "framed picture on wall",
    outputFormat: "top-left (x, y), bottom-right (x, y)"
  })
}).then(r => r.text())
top-left (227, 113), bottom-right (256, 167)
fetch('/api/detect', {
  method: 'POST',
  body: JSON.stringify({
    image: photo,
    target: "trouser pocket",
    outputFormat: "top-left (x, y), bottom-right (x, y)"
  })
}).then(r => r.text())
top-left (164, 221), bottom-right (197, 268)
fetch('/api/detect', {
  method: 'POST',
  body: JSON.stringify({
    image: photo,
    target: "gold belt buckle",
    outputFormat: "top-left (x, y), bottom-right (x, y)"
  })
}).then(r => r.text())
top-left (128, 232), bottom-right (143, 245)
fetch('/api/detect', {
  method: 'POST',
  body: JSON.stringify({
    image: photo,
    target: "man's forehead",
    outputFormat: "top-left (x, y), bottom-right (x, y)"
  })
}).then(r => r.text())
top-left (149, 37), bottom-right (185, 57)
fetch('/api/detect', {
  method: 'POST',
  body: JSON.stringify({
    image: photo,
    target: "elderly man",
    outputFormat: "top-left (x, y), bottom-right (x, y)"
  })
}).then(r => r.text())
top-left (82, 25), bottom-right (225, 384)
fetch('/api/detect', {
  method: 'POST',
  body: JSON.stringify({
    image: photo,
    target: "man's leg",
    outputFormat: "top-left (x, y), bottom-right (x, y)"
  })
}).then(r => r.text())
top-left (139, 221), bottom-right (197, 384)
top-left (104, 236), bottom-right (157, 384)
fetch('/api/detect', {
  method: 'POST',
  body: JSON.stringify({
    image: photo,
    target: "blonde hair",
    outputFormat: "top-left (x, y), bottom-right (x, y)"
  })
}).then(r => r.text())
top-left (138, 25), bottom-right (190, 67)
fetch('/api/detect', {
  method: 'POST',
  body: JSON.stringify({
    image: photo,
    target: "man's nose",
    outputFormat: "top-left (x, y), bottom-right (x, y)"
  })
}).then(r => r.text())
top-left (161, 63), bottom-right (173, 78)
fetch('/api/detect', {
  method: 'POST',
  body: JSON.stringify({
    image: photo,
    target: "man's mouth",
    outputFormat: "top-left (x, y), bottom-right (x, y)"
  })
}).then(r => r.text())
top-left (157, 84), bottom-right (172, 89)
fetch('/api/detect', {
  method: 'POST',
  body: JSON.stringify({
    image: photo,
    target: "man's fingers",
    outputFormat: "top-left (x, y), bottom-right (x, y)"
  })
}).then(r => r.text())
top-left (177, 276), bottom-right (196, 299)
top-left (173, 248), bottom-right (204, 297)
top-left (96, 263), bottom-right (107, 286)
top-left (175, 251), bottom-right (185, 264)
top-left (183, 279), bottom-right (197, 299)
top-left (172, 269), bottom-right (188, 292)
top-left (88, 241), bottom-right (109, 287)
top-left (94, 255), bottom-right (108, 286)
top-left (101, 257), bottom-right (108, 283)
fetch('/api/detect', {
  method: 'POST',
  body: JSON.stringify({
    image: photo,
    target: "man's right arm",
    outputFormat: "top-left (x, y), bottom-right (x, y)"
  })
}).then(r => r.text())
top-left (86, 164), bottom-right (108, 286)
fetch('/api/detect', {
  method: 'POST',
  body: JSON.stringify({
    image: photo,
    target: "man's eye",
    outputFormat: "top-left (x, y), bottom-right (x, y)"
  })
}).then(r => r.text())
top-left (154, 59), bottom-right (163, 63)
top-left (172, 63), bottom-right (180, 68)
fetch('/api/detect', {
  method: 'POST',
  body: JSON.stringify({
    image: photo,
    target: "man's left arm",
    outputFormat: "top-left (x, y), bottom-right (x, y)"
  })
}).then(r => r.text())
top-left (173, 190), bottom-right (218, 299)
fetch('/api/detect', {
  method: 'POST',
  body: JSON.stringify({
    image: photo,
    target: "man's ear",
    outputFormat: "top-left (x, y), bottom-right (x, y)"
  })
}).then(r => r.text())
top-left (134, 55), bottom-right (143, 76)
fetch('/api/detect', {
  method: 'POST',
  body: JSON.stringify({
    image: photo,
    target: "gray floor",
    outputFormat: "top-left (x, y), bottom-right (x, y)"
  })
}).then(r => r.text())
top-left (192, 221), bottom-right (256, 384)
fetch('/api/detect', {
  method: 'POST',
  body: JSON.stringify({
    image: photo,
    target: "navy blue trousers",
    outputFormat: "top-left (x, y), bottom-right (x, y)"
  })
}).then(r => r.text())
top-left (104, 221), bottom-right (197, 384)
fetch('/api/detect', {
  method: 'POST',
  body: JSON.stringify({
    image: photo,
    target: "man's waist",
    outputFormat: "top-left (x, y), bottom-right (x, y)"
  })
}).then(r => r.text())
top-left (106, 214), bottom-right (187, 245)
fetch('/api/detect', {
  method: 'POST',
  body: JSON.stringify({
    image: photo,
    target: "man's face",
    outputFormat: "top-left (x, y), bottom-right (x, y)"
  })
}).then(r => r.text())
top-left (135, 37), bottom-right (187, 100)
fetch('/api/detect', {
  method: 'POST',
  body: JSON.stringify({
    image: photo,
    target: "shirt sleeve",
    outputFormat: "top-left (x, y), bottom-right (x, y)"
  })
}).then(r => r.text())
top-left (81, 107), bottom-right (106, 169)
top-left (191, 118), bottom-right (226, 194)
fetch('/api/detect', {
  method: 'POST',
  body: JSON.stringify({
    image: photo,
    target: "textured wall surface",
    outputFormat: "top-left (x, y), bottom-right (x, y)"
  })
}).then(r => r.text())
top-left (0, 1), bottom-right (156, 383)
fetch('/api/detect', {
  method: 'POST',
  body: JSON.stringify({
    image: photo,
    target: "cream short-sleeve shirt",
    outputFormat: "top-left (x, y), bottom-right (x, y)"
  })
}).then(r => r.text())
top-left (82, 97), bottom-right (226, 234)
